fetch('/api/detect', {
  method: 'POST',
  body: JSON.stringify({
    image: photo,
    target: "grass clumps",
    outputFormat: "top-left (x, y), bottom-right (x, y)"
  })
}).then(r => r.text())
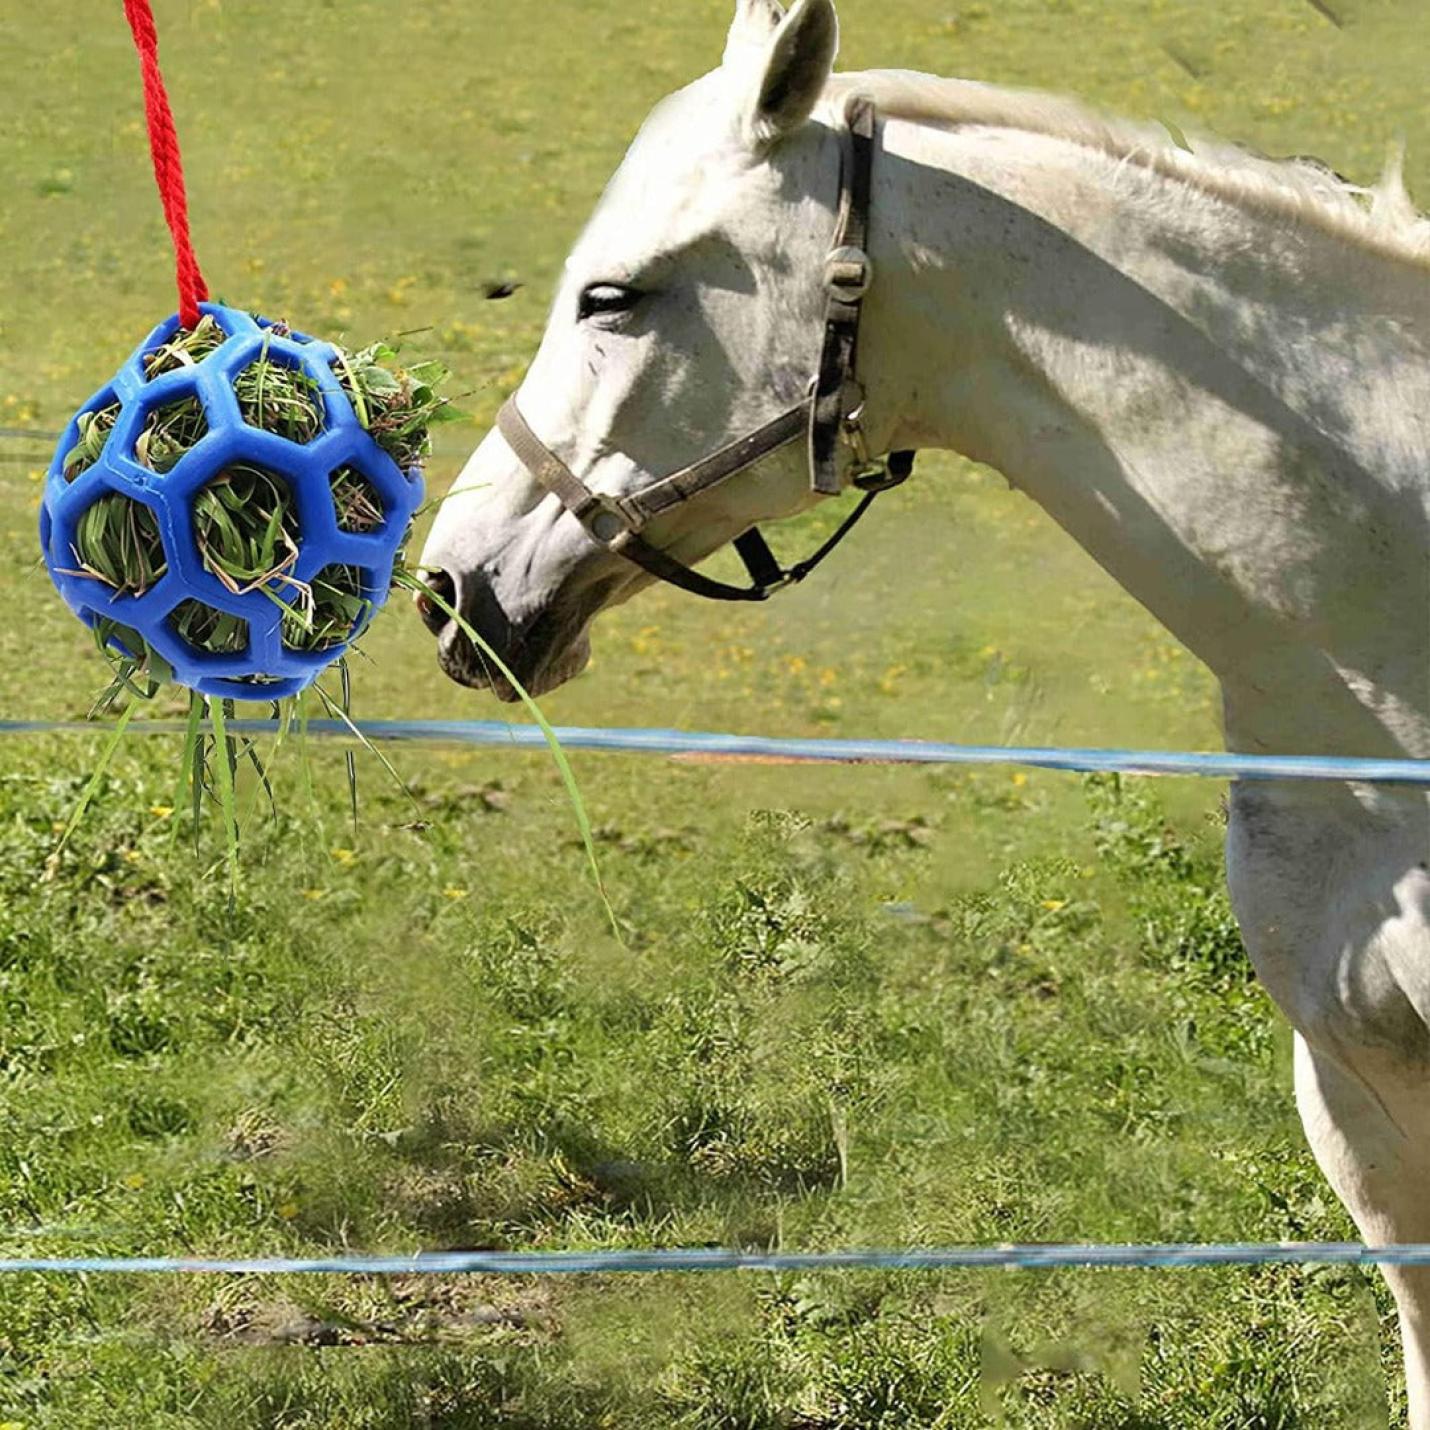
top-left (235, 356), bottom-right (326, 444)
top-left (334, 342), bottom-right (458, 470)
top-left (193, 465), bottom-right (302, 597)
top-left (169, 599), bottom-right (248, 657)
top-left (63, 402), bottom-right (121, 481)
top-left (135, 394), bottom-right (208, 472)
top-left (64, 392), bottom-right (209, 482)
top-left (143, 313), bottom-right (227, 377)
top-left (69, 494), bottom-right (167, 596)
top-left (281, 564), bottom-right (371, 652)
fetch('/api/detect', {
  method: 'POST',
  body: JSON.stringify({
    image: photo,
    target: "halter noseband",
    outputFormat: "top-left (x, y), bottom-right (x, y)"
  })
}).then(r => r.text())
top-left (495, 96), bottom-right (914, 604)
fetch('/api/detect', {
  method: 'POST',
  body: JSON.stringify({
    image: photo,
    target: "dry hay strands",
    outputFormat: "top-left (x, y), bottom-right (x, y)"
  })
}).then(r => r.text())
top-left (329, 465), bottom-right (386, 533)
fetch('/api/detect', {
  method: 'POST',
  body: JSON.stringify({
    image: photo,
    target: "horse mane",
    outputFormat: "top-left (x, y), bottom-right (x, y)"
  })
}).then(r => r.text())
top-left (826, 71), bottom-right (1430, 268)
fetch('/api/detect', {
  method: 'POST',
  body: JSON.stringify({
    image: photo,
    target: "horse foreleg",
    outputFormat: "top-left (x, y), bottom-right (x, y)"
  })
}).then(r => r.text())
top-left (1225, 784), bottom-right (1430, 1423)
top-left (1296, 1034), bottom-right (1430, 1426)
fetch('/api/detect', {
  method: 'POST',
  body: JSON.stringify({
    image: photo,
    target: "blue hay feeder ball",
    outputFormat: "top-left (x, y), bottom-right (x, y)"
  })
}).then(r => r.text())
top-left (40, 303), bottom-right (424, 701)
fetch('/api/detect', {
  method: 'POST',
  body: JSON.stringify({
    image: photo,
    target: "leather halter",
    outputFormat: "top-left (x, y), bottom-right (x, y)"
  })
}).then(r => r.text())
top-left (495, 96), bottom-right (915, 604)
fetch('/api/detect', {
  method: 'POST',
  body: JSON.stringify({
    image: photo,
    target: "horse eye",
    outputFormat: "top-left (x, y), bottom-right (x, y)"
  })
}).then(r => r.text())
top-left (578, 283), bottom-right (642, 322)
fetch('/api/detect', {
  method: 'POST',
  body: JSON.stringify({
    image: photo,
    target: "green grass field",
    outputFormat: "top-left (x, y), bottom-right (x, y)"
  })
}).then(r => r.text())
top-left (1, 0), bottom-right (1426, 1423)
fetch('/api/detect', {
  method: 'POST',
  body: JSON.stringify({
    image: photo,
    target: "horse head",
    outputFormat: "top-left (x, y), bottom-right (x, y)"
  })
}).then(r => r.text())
top-left (419, 0), bottom-right (857, 697)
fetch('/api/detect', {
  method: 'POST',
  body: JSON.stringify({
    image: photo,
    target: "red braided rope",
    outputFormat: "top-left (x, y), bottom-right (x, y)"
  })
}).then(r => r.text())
top-left (122, 0), bottom-right (209, 328)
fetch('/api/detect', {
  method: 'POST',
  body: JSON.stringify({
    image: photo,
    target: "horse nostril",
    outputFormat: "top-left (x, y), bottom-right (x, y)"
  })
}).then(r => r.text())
top-left (416, 568), bottom-right (457, 637)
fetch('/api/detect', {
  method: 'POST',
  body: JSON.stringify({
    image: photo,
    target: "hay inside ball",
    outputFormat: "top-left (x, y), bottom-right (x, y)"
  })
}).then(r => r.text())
top-left (40, 304), bottom-right (445, 700)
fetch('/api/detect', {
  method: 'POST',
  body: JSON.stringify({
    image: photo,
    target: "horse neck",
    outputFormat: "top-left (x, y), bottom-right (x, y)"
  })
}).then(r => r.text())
top-left (861, 113), bottom-right (1430, 759)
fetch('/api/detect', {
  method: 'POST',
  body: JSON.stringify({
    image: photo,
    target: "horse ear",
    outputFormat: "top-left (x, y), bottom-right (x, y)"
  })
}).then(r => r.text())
top-left (723, 0), bottom-right (785, 67)
top-left (740, 0), bottom-right (839, 149)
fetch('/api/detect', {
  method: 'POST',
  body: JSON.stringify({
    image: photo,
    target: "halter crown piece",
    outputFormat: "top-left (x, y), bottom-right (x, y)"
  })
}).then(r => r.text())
top-left (496, 97), bottom-right (917, 603)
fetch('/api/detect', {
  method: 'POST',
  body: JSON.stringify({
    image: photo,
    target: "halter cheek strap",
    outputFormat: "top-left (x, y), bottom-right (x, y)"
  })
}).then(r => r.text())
top-left (497, 399), bottom-right (809, 602)
top-left (494, 96), bottom-right (916, 604)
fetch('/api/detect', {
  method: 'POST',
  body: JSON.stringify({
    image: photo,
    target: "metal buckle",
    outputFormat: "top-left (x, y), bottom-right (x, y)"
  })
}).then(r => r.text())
top-left (760, 571), bottom-right (799, 596)
top-left (853, 450), bottom-right (914, 494)
top-left (824, 245), bottom-right (872, 302)
top-left (841, 393), bottom-right (872, 470)
top-left (576, 495), bottom-right (633, 547)
top-left (852, 462), bottom-right (906, 494)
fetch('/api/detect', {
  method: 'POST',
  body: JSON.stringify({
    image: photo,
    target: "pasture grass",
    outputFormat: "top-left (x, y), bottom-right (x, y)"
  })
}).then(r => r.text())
top-left (0, 758), bottom-right (1393, 1425)
top-left (1, 0), bottom-right (1425, 1423)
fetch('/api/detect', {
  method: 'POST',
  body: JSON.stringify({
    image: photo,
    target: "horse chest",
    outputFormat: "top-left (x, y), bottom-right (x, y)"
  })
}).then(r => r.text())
top-left (1226, 783), bottom-right (1430, 1071)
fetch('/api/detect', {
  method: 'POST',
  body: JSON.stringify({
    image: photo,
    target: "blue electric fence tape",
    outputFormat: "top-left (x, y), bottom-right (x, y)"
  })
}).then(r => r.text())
top-left (2, 1244), bottom-right (1430, 1275)
top-left (3, 719), bottom-right (1426, 787)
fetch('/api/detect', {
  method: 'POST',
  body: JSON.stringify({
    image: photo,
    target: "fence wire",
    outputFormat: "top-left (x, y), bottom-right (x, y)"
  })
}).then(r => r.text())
top-left (2, 718), bottom-right (1428, 785)
top-left (1, 1244), bottom-right (1428, 1275)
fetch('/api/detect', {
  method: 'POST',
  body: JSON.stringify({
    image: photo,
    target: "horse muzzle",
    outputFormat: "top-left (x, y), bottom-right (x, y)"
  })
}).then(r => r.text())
top-left (415, 565), bottom-right (594, 701)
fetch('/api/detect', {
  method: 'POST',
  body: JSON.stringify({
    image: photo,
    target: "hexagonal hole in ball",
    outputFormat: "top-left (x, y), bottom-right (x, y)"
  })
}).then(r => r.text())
top-left (143, 314), bottom-right (229, 379)
top-left (235, 351), bottom-right (326, 445)
top-left (281, 564), bottom-right (373, 652)
top-left (193, 464), bottom-right (302, 596)
top-left (69, 492), bottom-right (168, 597)
top-left (169, 598), bottom-right (248, 657)
top-left (135, 394), bottom-right (208, 474)
top-left (62, 400), bottom-right (123, 482)
top-left (329, 465), bottom-right (386, 534)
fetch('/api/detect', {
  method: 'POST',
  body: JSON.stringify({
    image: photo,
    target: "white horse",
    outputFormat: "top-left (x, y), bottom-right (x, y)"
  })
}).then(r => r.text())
top-left (420, 0), bottom-right (1430, 1412)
